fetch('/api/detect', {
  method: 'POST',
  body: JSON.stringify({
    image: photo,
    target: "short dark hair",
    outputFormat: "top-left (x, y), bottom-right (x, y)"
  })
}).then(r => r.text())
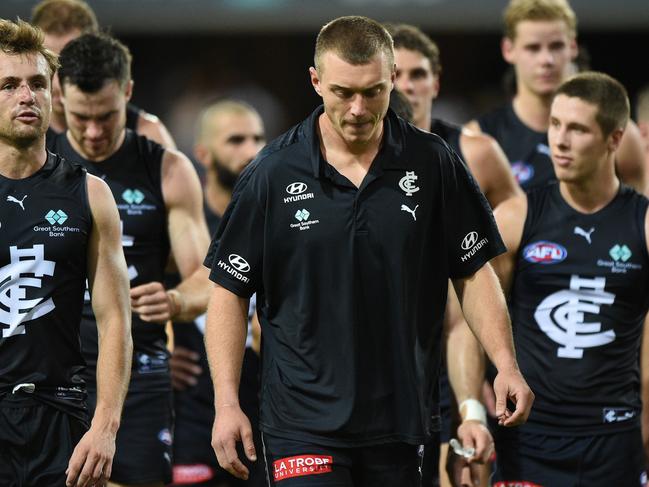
top-left (314, 16), bottom-right (394, 73)
top-left (0, 18), bottom-right (59, 78)
top-left (384, 23), bottom-right (442, 76)
top-left (555, 71), bottom-right (629, 137)
top-left (31, 0), bottom-right (99, 36)
top-left (58, 32), bottom-right (131, 93)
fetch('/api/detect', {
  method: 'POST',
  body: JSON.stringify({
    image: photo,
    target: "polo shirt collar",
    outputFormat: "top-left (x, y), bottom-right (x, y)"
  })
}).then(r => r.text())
top-left (306, 105), bottom-right (407, 179)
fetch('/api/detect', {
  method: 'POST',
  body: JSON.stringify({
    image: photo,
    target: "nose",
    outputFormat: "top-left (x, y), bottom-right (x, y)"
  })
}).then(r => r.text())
top-left (85, 121), bottom-right (103, 139)
top-left (242, 138), bottom-right (261, 161)
top-left (17, 84), bottom-right (36, 105)
top-left (540, 47), bottom-right (556, 66)
top-left (395, 74), bottom-right (413, 94)
top-left (349, 93), bottom-right (367, 118)
top-left (551, 125), bottom-right (569, 150)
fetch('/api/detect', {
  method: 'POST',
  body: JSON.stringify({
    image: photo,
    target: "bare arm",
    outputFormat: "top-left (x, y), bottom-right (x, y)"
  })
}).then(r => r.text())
top-left (452, 261), bottom-right (533, 427)
top-left (137, 111), bottom-right (177, 150)
top-left (460, 130), bottom-right (521, 209)
top-left (616, 121), bottom-right (646, 193)
top-left (490, 195), bottom-right (528, 296)
top-left (641, 314), bottom-right (649, 465)
top-left (130, 149), bottom-right (212, 323)
top-left (66, 175), bottom-right (132, 487)
top-left (205, 285), bottom-right (256, 480)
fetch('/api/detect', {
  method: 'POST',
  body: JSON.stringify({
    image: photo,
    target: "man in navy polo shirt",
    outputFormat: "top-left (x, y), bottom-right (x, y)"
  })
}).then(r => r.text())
top-left (204, 16), bottom-right (534, 486)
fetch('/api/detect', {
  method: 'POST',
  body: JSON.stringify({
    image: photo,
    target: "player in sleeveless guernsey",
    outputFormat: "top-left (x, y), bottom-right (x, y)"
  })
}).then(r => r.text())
top-left (491, 73), bottom-right (649, 486)
top-left (0, 19), bottom-right (132, 487)
top-left (52, 33), bottom-right (212, 486)
top-left (205, 17), bottom-right (533, 486)
top-left (170, 100), bottom-right (266, 486)
top-left (31, 0), bottom-right (177, 149)
top-left (466, 0), bottom-right (646, 193)
top-left (388, 23), bottom-right (522, 487)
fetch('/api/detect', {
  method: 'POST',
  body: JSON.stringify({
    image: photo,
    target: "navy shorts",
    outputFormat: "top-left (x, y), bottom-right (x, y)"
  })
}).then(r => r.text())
top-left (0, 394), bottom-right (88, 487)
top-left (88, 389), bottom-right (174, 484)
top-left (493, 427), bottom-right (647, 487)
top-left (261, 433), bottom-right (422, 486)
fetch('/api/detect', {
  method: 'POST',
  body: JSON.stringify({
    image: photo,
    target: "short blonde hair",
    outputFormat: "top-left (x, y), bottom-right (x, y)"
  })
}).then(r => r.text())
top-left (31, 0), bottom-right (99, 36)
top-left (504, 0), bottom-right (577, 40)
top-left (636, 85), bottom-right (649, 123)
top-left (0, 19), bottom-right (59, 78)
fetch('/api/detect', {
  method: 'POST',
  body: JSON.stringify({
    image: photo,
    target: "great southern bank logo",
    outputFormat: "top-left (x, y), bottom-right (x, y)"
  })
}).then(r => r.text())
top-left (122, 189), bottom-right (145, 204)
top-left (524, 241), bottom-right (567, 264)
top-left (45, 209), bottom-right (68, 225)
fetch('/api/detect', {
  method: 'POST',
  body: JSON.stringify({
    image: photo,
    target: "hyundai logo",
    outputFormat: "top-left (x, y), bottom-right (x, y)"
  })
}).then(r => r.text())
top-left (228, 254), bottom-right (250, 273)
top-left (461, 232), bottom-right (479, 250)
top-left (286, 182), bottom-right (307, 195)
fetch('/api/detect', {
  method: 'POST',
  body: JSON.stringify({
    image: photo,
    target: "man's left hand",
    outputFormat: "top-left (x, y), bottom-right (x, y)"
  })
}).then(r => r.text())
top-left (130, 281), bottom-right (173, 324)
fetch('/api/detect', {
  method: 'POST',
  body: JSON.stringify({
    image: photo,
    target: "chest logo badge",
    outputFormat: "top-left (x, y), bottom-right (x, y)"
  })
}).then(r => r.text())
top-left (6, 195), bottom-right (27, 211)
top-left (609, 244), bottom-right (631, 262)
top-left (0, 245), bottom-right (56, 337)
top-left (574, 226), bottom-right (595, 244)
top-left (535, 275), bottom-right (616, 359)
top-left (399, 171), bottom-right (419, 196)
top-left (45, 210), bottom-right (68, 225)
top-left (400, 204), bottom-right (419, 221)
top-left (122, 189), bottom-right (145, 205)
top-left (523, 241), bottom-right (567, 264)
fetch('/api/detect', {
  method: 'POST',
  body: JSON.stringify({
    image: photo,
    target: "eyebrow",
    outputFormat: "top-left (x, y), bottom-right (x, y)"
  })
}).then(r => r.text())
top-left (0, 74), bottom-right (48, 84)
top-left (330, 81), bottom-right (387, 90)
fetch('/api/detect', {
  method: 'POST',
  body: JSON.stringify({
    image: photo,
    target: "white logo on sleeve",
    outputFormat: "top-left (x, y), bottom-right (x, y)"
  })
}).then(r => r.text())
top-left (534, 275), bottom-right (616, 359)
top-left (228, 254), bottom-right (250, 273)
top-left (216, 254), bottom-right (251, 283)
top-left (0, 245), bottom-right (56, 337)
top-left (460, 231), bottom-right (489, 262)
top-left (399, 171), bottom-right (420, 196)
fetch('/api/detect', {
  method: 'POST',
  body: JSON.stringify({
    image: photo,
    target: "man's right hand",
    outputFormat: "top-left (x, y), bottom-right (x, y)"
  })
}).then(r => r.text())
top-left (212, 405), bottom-right (257, 480)
top-left (170, 346), bottom-right (202, 390)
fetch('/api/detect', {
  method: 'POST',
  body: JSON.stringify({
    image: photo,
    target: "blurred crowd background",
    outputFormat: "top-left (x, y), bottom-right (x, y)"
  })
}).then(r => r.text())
top-left (1, 0), bottom-right (647, 156)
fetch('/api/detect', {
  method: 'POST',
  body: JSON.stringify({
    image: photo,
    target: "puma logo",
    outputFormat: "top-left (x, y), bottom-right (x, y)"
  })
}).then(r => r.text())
top-left (401, 204), bottom-right (419, 221)
top-left (6, 195), bottom-right (27, 210)
top-left (574, 226), bottom-right (595, 244)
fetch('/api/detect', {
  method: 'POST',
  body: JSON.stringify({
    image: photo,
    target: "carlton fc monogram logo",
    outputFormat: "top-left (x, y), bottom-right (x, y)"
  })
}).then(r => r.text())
top-left (0, 245), bottom-right (56, 337)
top-left (399, 171), bottom-right (420, 196)
top-left (534, 275), bottom-right (616, 358)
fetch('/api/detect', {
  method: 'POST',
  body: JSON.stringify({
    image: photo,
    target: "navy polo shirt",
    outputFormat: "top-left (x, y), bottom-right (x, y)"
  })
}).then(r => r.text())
top-left (204, 106), bottom-right (505, 447)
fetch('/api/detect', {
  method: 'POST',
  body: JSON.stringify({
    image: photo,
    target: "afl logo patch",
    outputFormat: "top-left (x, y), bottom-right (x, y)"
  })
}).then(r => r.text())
top-left (523, 241), bottom-right (567, 264)
top-left (511, 161), bottom-right (534, 185)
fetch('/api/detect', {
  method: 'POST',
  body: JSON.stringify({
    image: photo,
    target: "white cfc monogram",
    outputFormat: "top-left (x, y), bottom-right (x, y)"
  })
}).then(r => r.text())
top-left (0, 245), bottom-right (56, 337)
top-left (534, 275), bottom-right (616, 358)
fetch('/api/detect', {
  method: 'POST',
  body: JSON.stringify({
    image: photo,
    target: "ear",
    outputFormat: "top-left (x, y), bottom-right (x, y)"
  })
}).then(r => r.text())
top-left (194, 142), bottom-right (211, 170)
top-left (608, 128), bottom-right (624, 153)
top-left (310, 67), bottom-right (322, 97)
top-left (124, 79), bottom-right (134, 102)
top-left (569, 36), bottom-right (578, 61)
top-left (432, 74), bottom-right (441, 99)
top-left (501, 37), bottom-right (515, 64)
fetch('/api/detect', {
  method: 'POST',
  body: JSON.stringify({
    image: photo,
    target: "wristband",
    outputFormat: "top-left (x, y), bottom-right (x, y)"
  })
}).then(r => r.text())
top-left (459, 398), bottom-right (487, 425)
